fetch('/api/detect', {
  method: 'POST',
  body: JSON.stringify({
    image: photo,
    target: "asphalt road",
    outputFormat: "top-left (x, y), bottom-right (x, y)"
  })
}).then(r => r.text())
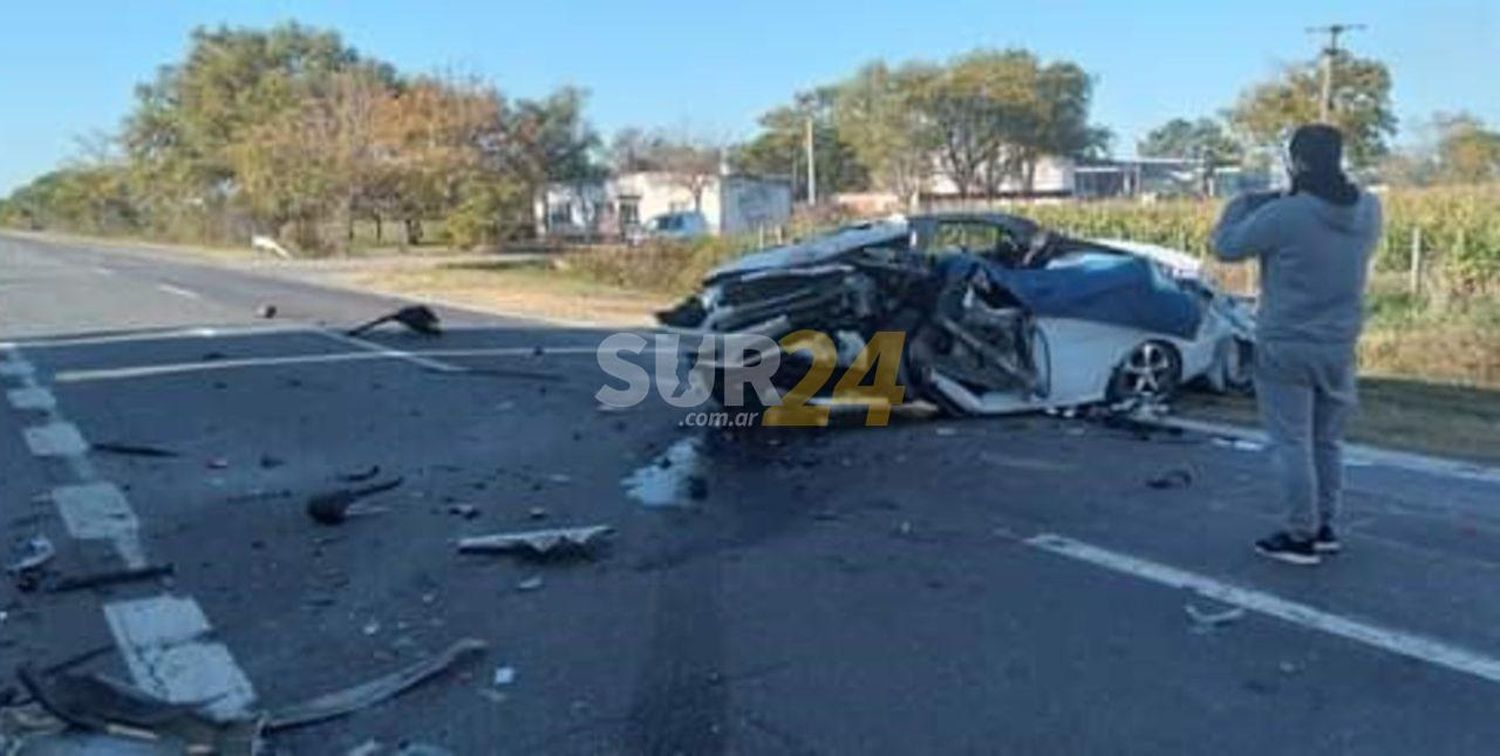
top-left (2, 233), bottom-right (1499, 755)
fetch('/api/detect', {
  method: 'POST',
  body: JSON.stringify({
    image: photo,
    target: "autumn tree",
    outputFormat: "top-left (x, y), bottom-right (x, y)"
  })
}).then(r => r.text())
top-left (1227, 51), bottom-right (1395, 170)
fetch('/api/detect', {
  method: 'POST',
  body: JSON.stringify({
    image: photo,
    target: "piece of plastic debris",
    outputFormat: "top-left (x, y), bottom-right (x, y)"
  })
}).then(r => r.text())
top-left (1212, 437), bottom-right (1265, 452)
top-left (457, 525), bottom-right (613, 557)
top-left (264, 638), bottom-right (487, 731)
top-left (16, 664), bottom-right (261, 753)
top-left (346, 305), bottom-right (442, 337)
top-left (527, 507), bottom-right (548, 520)
top-left (516, 576), bottom-right (544, 592)
top-left (448, 504), bottom-right (479, 519)
top-left (257, 304), bottom-right (278, 319)
top-left (8, 536), bottom-right (56, 575)
top-left (338, 465), bottom-right (382, 483)
top-left (1185, 603), bottom-right (1246, 630)
top-left (363, 621), bottom-right (381, 636)
top-left (492, 666), bottom-right (516, 686)
top-left (207, 458), bottom-right (230, 470)
top-left (48, 564), bottom-right (175, 594)
top-left (1147, 469), bottom-right (1194, 489)
top-left (306, 478), bottom-right (404, 526)
top-left (90, 442), bottom-right (180, 458)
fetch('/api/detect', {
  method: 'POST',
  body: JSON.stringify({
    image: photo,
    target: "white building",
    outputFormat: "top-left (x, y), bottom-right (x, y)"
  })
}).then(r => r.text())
top-left (537, 171), bottom-right (793, 240)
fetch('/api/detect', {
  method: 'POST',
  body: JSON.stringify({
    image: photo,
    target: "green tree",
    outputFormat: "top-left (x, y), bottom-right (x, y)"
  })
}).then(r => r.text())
top-left (1138, 117), bottom-right (1241, 194)
top-left (830, 61), bottom-right (938, 205)
top-left (732, 88), bottom-right (869, 201)
top-left (1227, 51), bottom-right (1396, 170)
top-left (1433, 112), bottom-right (1500, 184)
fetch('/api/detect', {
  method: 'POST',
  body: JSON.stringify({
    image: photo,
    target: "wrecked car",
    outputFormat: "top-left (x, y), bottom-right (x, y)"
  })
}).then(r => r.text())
top-left (658, 212), bottom-right (1256, 415)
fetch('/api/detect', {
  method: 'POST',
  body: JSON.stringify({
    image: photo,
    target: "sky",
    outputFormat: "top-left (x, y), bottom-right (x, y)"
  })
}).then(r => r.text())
top-left (2, 0), bottom-right (1497, 194)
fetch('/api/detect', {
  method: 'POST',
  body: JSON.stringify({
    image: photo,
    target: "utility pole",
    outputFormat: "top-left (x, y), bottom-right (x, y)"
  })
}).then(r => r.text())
top-left (1307, 23), bottom-right (1366, 121)
top-left (804, 116), bottom-right (817, 205)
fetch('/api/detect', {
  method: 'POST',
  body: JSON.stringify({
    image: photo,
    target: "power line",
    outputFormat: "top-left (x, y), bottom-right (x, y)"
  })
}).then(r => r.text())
top-left (1306, 23), bottom-right (1367, 121)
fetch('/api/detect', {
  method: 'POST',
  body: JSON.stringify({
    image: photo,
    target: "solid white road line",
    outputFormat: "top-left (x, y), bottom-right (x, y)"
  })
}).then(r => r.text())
top-left (52, 482), bottom-right (146, 569)
top-left (104, 596), bottom-right (258, 718)
top-left (49, 344), bottom-right (635, 383)
top-left (22, 421), bottom-right (89, 457)
top-left (311, 328), bottom-right (468, 373)
top-left (5, 324), bottom-right (304, 349)
top-left (1025, 532), bottom-right (1500, 686)
top-left (6, 386), bottom-right (56, 410)
top-left (156, 283), bottom-right (203, 300)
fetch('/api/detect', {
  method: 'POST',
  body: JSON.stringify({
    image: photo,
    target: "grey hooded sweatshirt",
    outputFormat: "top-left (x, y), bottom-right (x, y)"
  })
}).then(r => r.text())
top-left (1212, 190), bottom-right (1382, 346)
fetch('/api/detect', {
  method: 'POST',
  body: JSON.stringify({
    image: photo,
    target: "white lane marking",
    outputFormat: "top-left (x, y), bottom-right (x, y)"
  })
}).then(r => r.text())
top-left (6, 344), bottom-right (256, 714)
top-left (156, 283), bottom-right (203, 300)
top-left (6, 325), bottom-right (303, 349)
top-left (1026, 533), bottom-right (1500, 686)
top-left (52, 482), bottom-right (145, 569)
top-left (7, 386), bottom-right (55, 410)
top-left (22, 421), bottom-right (89, 456)
top-left (50, 345), bottom-right (641, 383)
top-left (0, 357), bottom-right (35, 377)
top-left (104, 596), bottom-right (258, 718)
top-left (1148, 415), bottom-right (1500, 486)
top-left (311, 328), bottom-right (467, 373)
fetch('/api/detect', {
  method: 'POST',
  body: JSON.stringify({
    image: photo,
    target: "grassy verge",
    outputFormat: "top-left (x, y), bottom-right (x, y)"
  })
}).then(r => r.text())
top-left (1178, 378), bottom-right (1500, 466)
top-left (335, 262), bottom-right (672, 327)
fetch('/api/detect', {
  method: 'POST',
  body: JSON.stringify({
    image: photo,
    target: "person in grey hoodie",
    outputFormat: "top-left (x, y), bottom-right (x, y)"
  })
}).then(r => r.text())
top-left (1211, 124), bottom-right (1382, 565)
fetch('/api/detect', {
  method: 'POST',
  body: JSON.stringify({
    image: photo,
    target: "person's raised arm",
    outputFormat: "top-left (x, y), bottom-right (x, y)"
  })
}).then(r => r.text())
top-left (1212, 191), bottom-right (1286, 262)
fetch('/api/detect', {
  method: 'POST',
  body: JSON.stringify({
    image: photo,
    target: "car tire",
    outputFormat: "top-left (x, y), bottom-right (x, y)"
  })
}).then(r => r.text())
top-left (1108, 340), bottom-right (1183, 402)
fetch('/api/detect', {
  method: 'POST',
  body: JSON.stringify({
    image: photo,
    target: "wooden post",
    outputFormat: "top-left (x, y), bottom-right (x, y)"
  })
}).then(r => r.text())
top-left (1409, 227), bottom-right (1423, 296)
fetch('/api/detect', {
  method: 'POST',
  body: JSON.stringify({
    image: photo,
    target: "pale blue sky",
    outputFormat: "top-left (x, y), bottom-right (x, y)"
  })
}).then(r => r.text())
top-left (2, 0), bottom-right (1496, 193)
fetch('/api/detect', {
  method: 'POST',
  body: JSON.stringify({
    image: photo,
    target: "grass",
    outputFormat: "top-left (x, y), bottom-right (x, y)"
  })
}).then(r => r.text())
top-left (1179, 377), bottom-right (1500, 466)
top-left (336, 261), bottom-right (671, 327)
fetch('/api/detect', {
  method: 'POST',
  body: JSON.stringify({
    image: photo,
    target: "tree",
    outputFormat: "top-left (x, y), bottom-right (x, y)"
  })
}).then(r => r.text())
top-left (732, 88), bottom-right (869, 201)
top-left (1009, 60), bottom-right (1109, 193)
top-left (919, 50), bottom-right (1041, 197)
top-left (1138, 117), bottom-right (1241, 194)
top-left (831, 61), bottom-right (938, 205)
top-left (1227, 51), bottom-right (1396, 170)
top-left (1433, 112), bottom-right (1500, 184)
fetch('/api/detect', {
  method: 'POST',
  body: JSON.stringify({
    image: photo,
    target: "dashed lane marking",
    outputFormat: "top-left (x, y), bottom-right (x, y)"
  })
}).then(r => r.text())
top-left (6, 386), bottom-right (55, 410)
top-left (52, 481), bottom-right (145, 569)
top-left (22, 421), bottom-right (89, 457)
top-left (104, 596), bottom-right (258, 719)
top-left (156, 283), bottom-right (203, 300)
top-left (1026, 532), bottom-right (1500, 686)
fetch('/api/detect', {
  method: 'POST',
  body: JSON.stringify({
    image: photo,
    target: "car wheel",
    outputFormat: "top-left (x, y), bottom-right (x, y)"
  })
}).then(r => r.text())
top-left (1109, 340), bottom-right (1182, 402)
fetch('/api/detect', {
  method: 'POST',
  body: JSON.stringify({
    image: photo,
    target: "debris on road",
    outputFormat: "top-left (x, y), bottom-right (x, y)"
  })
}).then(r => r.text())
top-left (1185, 603), bottom-right (1246, 632)
top-left (347, 305), bottom-right (442, 337)
top-left (257, 304), bottom-right (278, 319)
top-left (90, 442), bottom-right (180, 459)
top-left (457, 525), bottom-right (613, 559)
top-left (15, 663), bottom-right (261, 754)
top-left (207, 457), bottom-right (230, 470)
top-left (447, 504), bottom-right (479, 519)
top-left (48, 564), bottom-right (175, 594)
top-left (259, 454), bottom-right (286, 469)
top-left (338, 465), bottom-right (382, 483)
top-left (516, 576), bottom-right (544, 592)
top-left (306, 478), bottom-right (404, 526)
top-left (492, 666), bottom-right (516, 687)
top-left (623, 437), bottom-right (705, 508)
top-left (8, 536), bottom-right (56, 576)
top-left (527, 507), bottom-right (548, 520)
top-left (1212, 436), bottom-right (1265, 453)
top-left (1146, 469), bottom-right (1194, 489)
top-left (264, 638), bottom-right (487, 731)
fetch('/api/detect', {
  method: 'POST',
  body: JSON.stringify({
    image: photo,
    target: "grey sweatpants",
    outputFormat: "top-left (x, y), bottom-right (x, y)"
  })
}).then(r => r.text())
top-left (1254, 340), bottom-right (1358, 539)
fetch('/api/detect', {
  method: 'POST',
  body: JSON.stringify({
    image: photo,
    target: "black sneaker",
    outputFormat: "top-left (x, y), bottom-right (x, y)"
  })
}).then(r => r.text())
top-left (1254, 531), bottom-right (1321, 565)
top-left (1314, 525), bottom-right (1342, 554)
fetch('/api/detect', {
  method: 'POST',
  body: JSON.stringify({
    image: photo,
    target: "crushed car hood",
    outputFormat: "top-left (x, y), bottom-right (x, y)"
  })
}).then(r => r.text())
top-left (705, 218), bottom-right (908, 281)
